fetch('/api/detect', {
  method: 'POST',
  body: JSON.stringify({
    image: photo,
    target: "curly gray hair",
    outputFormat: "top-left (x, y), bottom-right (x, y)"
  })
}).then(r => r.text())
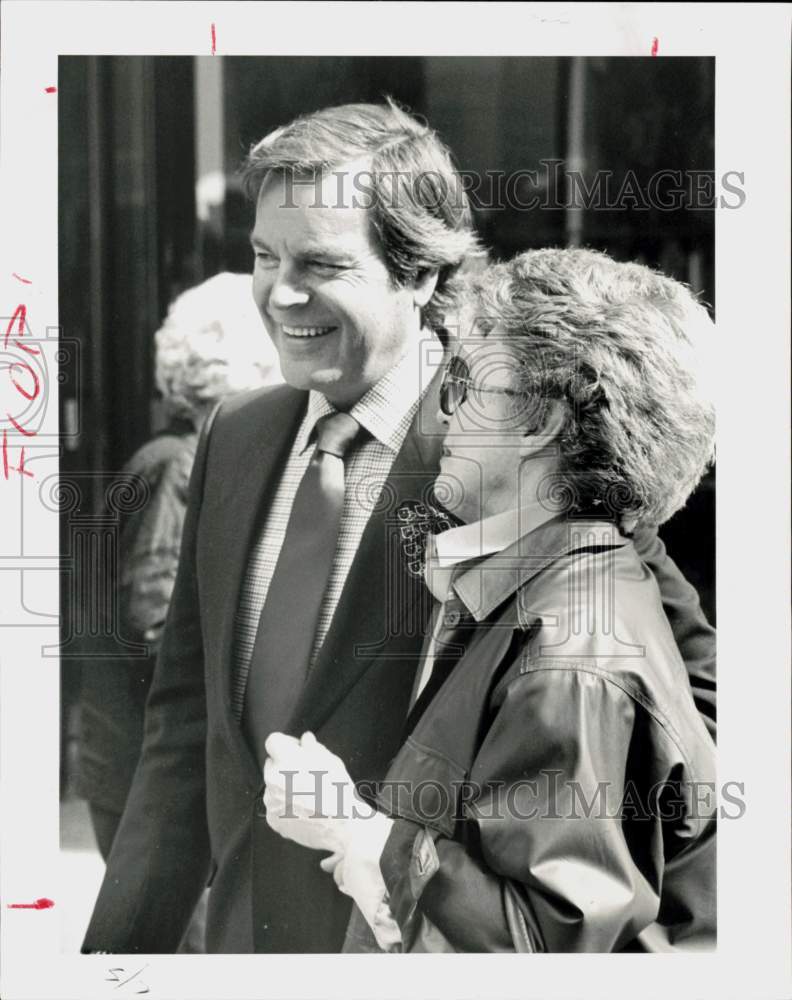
top-left (155, 272), bottom-right (282, 424)
top-left (465, 248), bottom-right (716, 526)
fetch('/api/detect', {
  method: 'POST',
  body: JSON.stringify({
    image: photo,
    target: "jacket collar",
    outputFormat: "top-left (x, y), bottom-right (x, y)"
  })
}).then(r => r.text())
top-left (453, 516), bottom-right (631, 623)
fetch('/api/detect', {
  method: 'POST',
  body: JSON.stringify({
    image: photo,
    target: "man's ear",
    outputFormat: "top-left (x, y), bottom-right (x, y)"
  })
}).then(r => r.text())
top-left (412, 268), bottom-right (439, 309)
top-left (519, 399), bottom-right (566, 458)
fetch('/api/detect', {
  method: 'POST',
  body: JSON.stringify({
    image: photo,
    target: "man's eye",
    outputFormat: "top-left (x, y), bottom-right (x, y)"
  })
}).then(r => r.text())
top-left (254, 251), bottom-right (278, 266)
top-left (308, 260), bottom-right (344, 272)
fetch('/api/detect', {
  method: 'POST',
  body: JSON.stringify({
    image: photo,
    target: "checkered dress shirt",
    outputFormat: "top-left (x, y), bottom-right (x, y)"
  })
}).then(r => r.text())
top-left (231, 335), bottom-right (438, 720)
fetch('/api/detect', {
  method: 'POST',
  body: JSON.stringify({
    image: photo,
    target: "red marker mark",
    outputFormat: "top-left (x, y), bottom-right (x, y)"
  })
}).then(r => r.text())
top-left (14, 340), bottom-right (40, 356)
top-left (7, 897), bottom-right (54, 909)
top-left (15, 446), bottom-right (33, 478)
top-left (4, 304), bottom-right (27, 349)
top-left (211, 23), bottom-right (216, 54)
top-left (45, 86), bottom-right (57, 94)
top-left (651, 37), bottom-right (659, 57)
top-left (3, 305), bottom-right (39, 357)
top-left (10, 361), bottom-right (40, 401)
top-left (1, 432), bottom-right (33, 480)
top-left (12, 273), bottom-right (32, 285)
top-left (7, 414), bottom-right (36, 437)
top-left (3, 297), bottom-right (39, 480)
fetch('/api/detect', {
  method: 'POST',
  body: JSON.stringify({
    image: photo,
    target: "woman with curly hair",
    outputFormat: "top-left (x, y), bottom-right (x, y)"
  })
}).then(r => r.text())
top-left (262, 247), bottom-right (717, 953)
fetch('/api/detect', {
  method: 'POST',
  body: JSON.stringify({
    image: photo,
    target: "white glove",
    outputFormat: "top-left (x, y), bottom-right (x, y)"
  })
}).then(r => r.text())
top-left (263, 731), bottom-right (375, 855)
top-left (263, 731), bottom-right (400, 949)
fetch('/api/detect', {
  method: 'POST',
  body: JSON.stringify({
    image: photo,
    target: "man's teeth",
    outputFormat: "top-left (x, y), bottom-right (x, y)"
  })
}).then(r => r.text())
top-left (282, 324), bottom-right (335, 338)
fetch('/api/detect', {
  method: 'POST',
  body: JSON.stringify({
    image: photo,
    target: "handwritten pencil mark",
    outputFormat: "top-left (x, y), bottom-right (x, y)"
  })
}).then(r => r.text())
top-left (106, 965), bottom-right (150, 994)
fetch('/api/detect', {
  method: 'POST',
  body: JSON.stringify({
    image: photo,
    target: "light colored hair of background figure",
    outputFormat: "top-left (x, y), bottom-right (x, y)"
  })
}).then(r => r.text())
top-left (465, 247), bottom-right (716, 526)
top-left (155, 271), bottom-right (282, 426)
top-left (240, 98), bottom-right (484, 332)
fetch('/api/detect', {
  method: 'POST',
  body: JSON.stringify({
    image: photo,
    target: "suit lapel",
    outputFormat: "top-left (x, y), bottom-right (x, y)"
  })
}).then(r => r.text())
top-left (289, 369), bottom-right (447, 736)
top-left (204, 386), bottom-right (307, 777)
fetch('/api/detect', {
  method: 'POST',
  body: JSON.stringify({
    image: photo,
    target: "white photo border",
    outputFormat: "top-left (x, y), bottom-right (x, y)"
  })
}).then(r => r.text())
top-left (1, 2), bottom-right (790, 998)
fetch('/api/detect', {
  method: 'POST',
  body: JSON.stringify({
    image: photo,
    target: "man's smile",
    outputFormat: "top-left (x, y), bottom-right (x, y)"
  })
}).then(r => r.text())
top-left (281, 324), bottom-right (338, 340)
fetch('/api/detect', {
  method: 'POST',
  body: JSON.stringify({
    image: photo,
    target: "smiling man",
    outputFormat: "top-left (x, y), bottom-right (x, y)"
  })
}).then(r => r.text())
top-left (83, 103), bottom-right (715, 955)
top-left (250, 158), bottom-right (432, 407)
top-left (83, 99), bottom-right (478, 955)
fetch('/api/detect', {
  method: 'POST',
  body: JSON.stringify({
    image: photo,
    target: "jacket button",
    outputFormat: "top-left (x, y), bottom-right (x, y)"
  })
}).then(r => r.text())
top-left (444, 609), bottom-right (461, 628)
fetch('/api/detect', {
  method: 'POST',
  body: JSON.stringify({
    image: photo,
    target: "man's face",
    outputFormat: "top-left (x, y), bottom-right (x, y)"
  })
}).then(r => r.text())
top-left (251, 164), bottom-right (424, 408)
top-left (435, 339), bottom-right (534, 524)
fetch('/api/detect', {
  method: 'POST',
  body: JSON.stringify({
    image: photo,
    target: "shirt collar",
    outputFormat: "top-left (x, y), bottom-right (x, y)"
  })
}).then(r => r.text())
top-left (296, 329), bottom-right (439, 456)
top-left (424, 500), bottom-right (556, 604)
top-left (295, 392), bottom-right (336, 455)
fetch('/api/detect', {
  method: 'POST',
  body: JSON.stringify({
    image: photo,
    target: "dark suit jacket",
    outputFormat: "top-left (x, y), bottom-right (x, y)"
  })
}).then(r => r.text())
top-left (82, 375), bottom-right (716, 954)
top-left (79, 422), bottom-right (197, 817)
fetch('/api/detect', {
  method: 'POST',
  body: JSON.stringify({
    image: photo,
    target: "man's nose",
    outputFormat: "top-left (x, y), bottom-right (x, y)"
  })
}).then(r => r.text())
top-left (268, 265), bottom-right (310, 310)
top-left (436, 407), bottom-right (450, 430)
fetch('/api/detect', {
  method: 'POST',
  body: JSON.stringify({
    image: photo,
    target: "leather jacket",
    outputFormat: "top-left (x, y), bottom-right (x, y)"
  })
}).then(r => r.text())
top-left (372, 518), bottom-right (717, 952)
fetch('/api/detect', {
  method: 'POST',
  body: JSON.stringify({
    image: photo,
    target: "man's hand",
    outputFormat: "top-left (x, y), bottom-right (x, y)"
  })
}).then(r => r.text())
top-left (263, 731), bottom-right (375, 855)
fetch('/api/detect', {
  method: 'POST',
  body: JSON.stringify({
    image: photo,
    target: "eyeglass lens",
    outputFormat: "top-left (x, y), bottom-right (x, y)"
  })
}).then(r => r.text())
top-left (440, 354), bottom-right (470, 416)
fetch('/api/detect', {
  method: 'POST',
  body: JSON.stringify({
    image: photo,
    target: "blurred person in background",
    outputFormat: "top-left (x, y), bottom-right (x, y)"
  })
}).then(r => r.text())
top-left (77, 273), bottom-right (281, 940)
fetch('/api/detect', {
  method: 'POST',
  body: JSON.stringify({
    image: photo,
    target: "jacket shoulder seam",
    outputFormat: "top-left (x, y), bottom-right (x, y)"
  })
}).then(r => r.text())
top-left (515, 660), bottom-right (696, 772)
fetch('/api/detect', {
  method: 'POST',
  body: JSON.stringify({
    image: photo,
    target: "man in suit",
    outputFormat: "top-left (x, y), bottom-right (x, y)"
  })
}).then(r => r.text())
top-left (82, 101), bottom-right (716, 954)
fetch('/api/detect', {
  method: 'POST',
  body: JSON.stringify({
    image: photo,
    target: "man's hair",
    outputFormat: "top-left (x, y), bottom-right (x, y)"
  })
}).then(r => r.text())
top-left (155, 272), bottom-right (282, 424)
top-left (466, 248), bottom-right (716, 526)
top-left (240, 99), bottom-right (482, 330)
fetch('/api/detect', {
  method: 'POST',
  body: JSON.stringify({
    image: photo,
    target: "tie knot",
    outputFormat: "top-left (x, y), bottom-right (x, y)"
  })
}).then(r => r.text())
top-left (314, 412), bottom-right (362, 458)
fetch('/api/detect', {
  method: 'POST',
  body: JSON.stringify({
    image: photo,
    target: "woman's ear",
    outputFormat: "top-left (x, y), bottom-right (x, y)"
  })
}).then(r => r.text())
top-left (519, 399), bottom-right (566, 458)
top-left (412, 269), bottom-right (439, 309)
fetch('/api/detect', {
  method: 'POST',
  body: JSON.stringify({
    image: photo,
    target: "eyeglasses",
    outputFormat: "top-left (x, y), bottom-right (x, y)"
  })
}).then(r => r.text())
top-left (439, 354), bottom-right (524, 416)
